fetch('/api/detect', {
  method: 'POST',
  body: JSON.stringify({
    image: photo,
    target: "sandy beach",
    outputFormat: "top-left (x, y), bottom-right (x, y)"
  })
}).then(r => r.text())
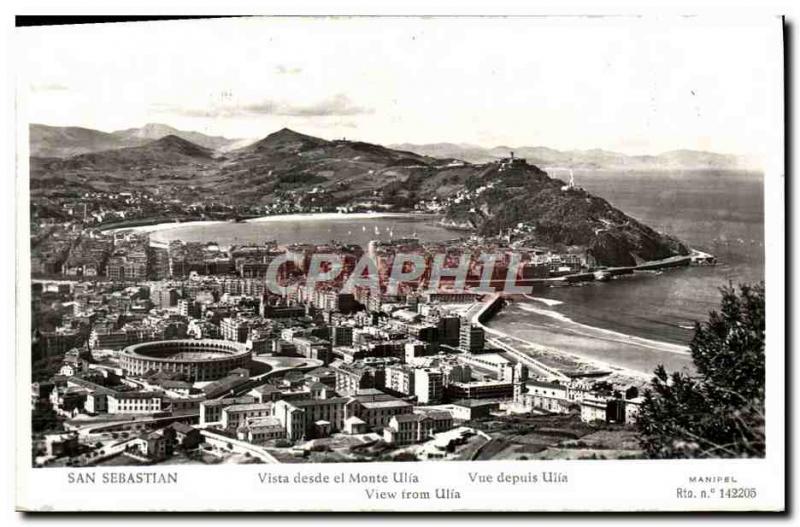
top-left (103, 212), bottom-right (426, 236)
top-left (518, 300), bottom-right (691, 356)
top-left (483, 324), bottom-right (654, 386)
top-left (471, 295), bottom-right (691, 387)
top-left (246, 211), bottom-right (423, 223)
top-left (103, 219), bottom-right (224, 235)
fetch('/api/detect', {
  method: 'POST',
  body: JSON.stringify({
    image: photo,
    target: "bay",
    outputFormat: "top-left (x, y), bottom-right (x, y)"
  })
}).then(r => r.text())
top-left (490, 169), bottom-right (764, 375)
top-left (147, 213), bottom-right (458, 247)
top-left (145, 169), bottom-right (764, 375)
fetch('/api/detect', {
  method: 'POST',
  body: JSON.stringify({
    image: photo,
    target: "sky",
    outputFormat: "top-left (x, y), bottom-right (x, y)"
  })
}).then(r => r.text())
top-left (17, 16), bottom-right (783, 157)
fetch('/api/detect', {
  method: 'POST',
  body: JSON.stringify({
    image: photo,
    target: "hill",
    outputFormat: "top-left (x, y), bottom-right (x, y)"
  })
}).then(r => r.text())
top-left (442, 158), bottom-right (688, 266)
top-left (212, 128), bottom-right (445, 202)
top-left (30, 135), bottom-right (219, 194)
top-left (35, 134), bottom-right (213, 170)
top-left (30, 123), bottom-right (241, 158)
top-left (111, 123), bottom-right (241, 151)
top-left (29, 127), bottom-right (690, 266)
top-left (29, 124), bottom-right (133, 158)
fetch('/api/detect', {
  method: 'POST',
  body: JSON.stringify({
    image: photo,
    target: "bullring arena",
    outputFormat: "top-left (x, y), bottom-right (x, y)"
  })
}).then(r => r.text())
top-left (119, 339), bottom-right (252, 382)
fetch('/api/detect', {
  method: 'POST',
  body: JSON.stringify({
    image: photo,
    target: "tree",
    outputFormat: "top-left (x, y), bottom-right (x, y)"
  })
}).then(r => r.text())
top-left (31, 405), bottom-right (62, 434)
top-left (637, 282), bottom-right (765, 458)
top-left (591, 381), bottom-right (614, 397)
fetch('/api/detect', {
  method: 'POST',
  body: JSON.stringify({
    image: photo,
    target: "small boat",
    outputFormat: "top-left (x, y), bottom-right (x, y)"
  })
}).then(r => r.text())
top-left (593, 270), bottom-right (611, 281)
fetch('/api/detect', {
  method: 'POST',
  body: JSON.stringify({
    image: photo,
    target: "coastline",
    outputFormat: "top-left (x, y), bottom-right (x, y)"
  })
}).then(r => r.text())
top-left (101, 210), bottom-right (701, 386)
top-left (103, 219), bottom-right (224, 235)
top-left (103, 211), bottom-right (432, 235)
top-left (518, 298), bottom-right (691, 356)
top-left (485, 323), bottom-right (654, 385)
top-left (246, 211), bottom-right (426, 224)
top-left (472, 294), bottom-right (678, 387)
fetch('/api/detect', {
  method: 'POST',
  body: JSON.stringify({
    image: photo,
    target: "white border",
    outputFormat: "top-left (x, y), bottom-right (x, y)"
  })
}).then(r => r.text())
top-left (8, 12), bottom-right (786, 514)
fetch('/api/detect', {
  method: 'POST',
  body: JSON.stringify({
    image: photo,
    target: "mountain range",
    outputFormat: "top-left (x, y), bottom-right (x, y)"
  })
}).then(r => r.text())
top-left (29, 125), bottom-right (697, 266)
top-left (30, 122), bottom-right (753, 170)
top-left (390, 142), bottom-right (751, 170)
top-left (29, 123), bottom-right (241, 158)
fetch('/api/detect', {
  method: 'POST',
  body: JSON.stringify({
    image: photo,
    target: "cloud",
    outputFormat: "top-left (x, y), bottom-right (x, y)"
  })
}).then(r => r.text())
top-left (244, 94), bottom-right (371, 117)
top-left (30, 82), bottom-right (69, 93)
top-left (153, 94), bottom-right (373, 119)
top-left (275, 65), bottom-right (302, 75)
top-left (314, 120), bottom-right (359, 129)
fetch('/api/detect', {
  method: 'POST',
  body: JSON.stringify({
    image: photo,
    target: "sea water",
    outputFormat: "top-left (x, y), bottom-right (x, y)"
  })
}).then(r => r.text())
top-left (147, 169), bottom-right (764, 375)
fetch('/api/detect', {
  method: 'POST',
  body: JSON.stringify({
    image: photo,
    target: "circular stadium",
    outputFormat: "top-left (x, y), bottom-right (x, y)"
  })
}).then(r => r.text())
top-left (119, 339), bottom-right (252, 382)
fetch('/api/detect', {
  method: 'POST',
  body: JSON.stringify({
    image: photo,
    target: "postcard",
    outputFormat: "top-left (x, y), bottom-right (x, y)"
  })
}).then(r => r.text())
top-left (14, 15), bottom-right (785, 512)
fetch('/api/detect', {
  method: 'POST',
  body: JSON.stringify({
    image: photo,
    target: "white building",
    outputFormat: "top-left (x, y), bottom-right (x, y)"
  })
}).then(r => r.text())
top-left (236, 416), bottom-right (285, 443)
top-left (580, 396), bottom-right (609, 423)
top-left (221, 402), bottom-right (276, 429)
top-left (107, 392), bottom-right (162, 414)
top-left (414, 369), bottom-right (444, 404)
top-left (625, 396), bottom-right (645, 424)
top-left (383, 411), bottom-right (454, 446)
top-left (522, 380), bottom-right (570, 414)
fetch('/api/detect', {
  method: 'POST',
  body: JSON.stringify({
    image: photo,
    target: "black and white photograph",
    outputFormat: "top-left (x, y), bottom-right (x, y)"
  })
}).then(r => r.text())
top-left (12, 14), bottom-right (785, 512)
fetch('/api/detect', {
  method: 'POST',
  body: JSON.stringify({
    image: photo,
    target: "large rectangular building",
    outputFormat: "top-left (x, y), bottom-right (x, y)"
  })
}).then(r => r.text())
top-left (272, 397), bottom-right (349, 440)
top-left (221, 402), bottom-right (276, 429)
top-left (330, 361), bottom-right (385, 395)
top-left (107, 392), bottom-right (163, 414)
top-left (413, 369), bottom-right (444, 404)
top-left (459, 322), bottom-right (485, 353)
top-left (199, 396), bottom-right (255, 426)
top-left (345, 392), bottom-right (413, 429)
top-left (220, 317), bottom-right (250, 343)
top-left (383, 411), bottom-right (454, 446)
top-left (446, 380), bottom-right (514, 401)
top-left (293, 336), bottom-right (332, 364)
top-left (385, 365), bottom-right (415, 396)
top-left (522, 380), bottom-right (570, 414)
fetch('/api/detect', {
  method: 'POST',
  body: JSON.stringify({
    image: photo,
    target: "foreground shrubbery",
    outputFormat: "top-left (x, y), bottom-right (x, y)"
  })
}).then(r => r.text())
top-left (637, 283), bottom-right (765, 458)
